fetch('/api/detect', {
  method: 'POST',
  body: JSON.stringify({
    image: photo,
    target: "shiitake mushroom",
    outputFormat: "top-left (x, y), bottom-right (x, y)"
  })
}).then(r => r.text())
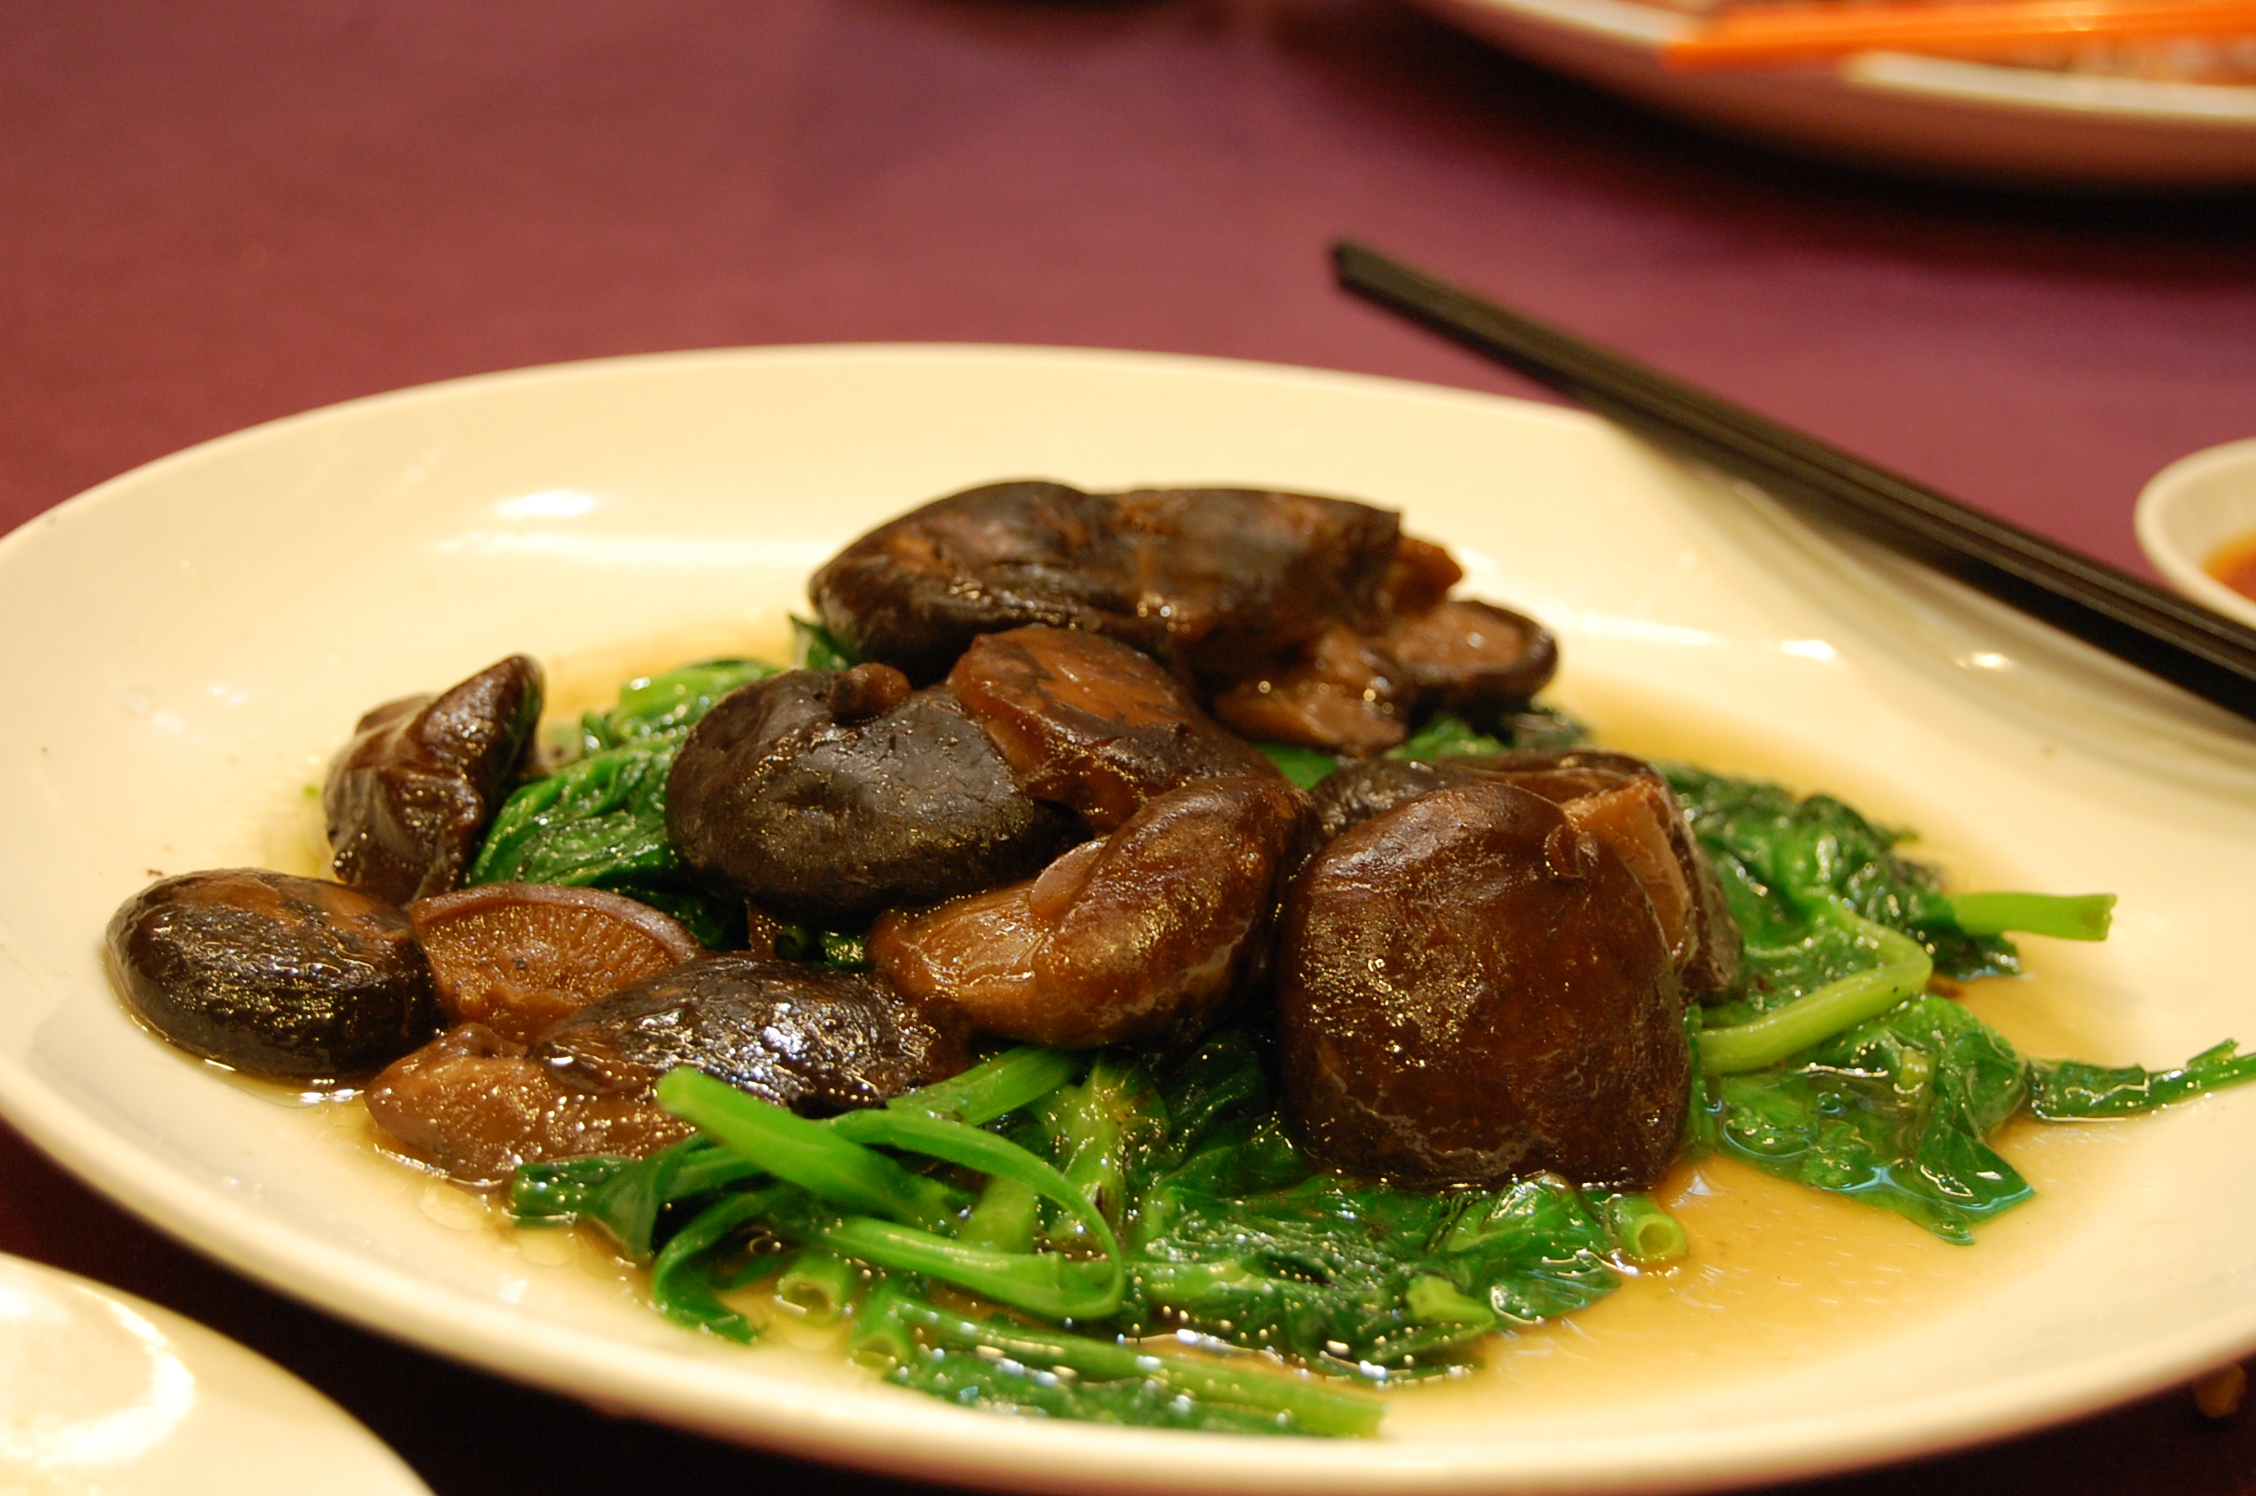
top-left (1309, 749), bottom-right (1741, 1003)
top-left (408, 882), bottom-right (703, 1044)
top-left (665, 664), bottom-right (1076, 929)
top-left (1275, 780), bottom-right (1689, 1191)
top-left (530, 954), bottom-right (971, 1114)
top-left (811, 480), bottom-right (1403, 684)
top-left (107, 869), bottom-right (438, 1080)
top-left (324, 655), bottom-right (544, 905)
top-left (364, 1023), bottom-right (692, 1185)
top-left (946, 625), bottom-right (1282, 833)
top-left (869, 775), bottom-right (1314, 1049)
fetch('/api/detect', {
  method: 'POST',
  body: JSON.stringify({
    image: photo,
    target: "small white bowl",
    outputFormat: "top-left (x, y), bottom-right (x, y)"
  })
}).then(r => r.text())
top-left (2136, 437), bottom-right (2256, 632)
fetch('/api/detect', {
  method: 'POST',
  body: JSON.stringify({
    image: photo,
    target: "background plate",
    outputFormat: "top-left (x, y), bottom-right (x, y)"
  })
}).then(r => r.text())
top-left (1407, 0), bottom-right (2256, 184)
top-left (3, 346), bottom-right (2256, 1493)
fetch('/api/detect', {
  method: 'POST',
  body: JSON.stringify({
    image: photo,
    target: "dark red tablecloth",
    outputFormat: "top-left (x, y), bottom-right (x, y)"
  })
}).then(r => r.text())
top-left (6, 2), bottom-right (2256, 1491)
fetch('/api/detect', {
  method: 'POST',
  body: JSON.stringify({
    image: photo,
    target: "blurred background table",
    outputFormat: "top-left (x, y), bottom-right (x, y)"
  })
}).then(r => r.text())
top-left (4, 2), bottom-right (2254, 1491)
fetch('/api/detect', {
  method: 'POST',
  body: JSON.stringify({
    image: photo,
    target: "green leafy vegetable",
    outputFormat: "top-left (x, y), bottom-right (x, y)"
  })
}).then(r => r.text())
top-left (774, 1247), bottom-right (863, 1326)
top-left (888, 1046), bottom-right (1081, 1127)
top-left (2029, 1040), bottom-right (2256, 1118)
top-left (658, 1067), bottom-right (1129, 1321)
top-left (1253, 705), bottom-right (1587, 790)
top-left (576, 659), bottom-right (778, 756)
top-left (656, 1069), bottom-right (961, 1230)
top-left (1039, 1053), bottom-right (1167, 1240)
top-left (488, 666), bottom-right (2251, 1428)
top-left (792, 615), bottom-right (858, 671)
top-left (1661, 765), bottom-right (2017, 1008)
top-left (1388, 707), bottom-right (1590, 764)
top-left (1699, 903), bottom-right (1933, 1072)
top-left (1257, 742), bottom-right (1342, 789)
top-left (519, 1035), bottom-right (1682, 1434)
top-left (1709, 995), bottom-right (2034, 1242)
top-left (1386, 712), bottom-right (1509, 761)
top-left (650, 1185), bottom-right (797, 1340)
top-left (1120, 1037), bottom-right (1626, 1370)
top-left (857, 1284), bottom-right (1383, 1437)
top-left (471, 658), bottom-right (780, 946)
top-left (1595, 1193), bottom-right (1690, 1265)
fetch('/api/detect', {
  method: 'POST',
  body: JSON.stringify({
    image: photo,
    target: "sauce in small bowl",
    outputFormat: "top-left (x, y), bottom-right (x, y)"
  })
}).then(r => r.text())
top-left (2136, 437), bottom-right (2256, 630)
top-left (2207, 531), bottom-right (2256, 605)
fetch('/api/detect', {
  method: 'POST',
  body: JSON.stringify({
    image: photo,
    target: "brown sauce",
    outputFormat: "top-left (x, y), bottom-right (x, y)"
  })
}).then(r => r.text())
top-left (2206, 532), bottom-right (2256, 605)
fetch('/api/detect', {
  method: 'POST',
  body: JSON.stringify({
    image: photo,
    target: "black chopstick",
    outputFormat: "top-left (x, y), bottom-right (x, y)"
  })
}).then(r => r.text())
top-left (1332, 239), bottom-right (2256, 724)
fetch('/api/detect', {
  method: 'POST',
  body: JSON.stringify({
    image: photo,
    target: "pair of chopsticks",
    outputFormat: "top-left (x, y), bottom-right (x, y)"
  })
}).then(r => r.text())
top-left (1332, 241), bottom-right (2256, 724)
top-left (1663, 0), bottom-right (2256, 70)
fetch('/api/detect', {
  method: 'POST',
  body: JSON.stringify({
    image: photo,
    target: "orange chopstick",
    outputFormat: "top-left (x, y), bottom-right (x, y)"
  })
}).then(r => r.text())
top-left (1662, 0), bottom-right (2256, 69)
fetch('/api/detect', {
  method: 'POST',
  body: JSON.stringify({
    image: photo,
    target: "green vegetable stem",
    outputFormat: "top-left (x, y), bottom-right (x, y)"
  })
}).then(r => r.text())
top-left (774, 1248), bottom-right (865, 1327)
top-left (885, 1045), bottom-right (1080, 1127)
top-left (1699, 903), bottom-right (1934, 1073)
top-left (657, 1067), bottom-right (1129, 1321)
top-left (1595, 1193), bottom-right (1690, 1266)
top-left (854, 1286), bottom-right (1385, 1438)
top-left (1944, 892), bottom-right (2115, 941)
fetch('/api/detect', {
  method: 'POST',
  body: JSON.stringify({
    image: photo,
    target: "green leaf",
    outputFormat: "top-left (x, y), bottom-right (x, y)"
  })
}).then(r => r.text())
top-left (595, 658), bottom-right (777, 751)
top-left (2030, 1040), bottom-right (2256, 1118)
top-left (1385, 712), bottom-right (1508, 762)
top-left (467, 657), bottom-right (777, 945)
top-left (1256, 741), bottom-right (1341, 789)
top-left (1713, 995), bottom-right (2034, 1242)
top-left (861, 1285), bottom-right (1383, 1437)
top-left (1699, 903), bottom-right (1933, 1072)
top-left (1661, 765), bottom-right (2018, 999)
top-left (791, 616), bottom-right (859, 671)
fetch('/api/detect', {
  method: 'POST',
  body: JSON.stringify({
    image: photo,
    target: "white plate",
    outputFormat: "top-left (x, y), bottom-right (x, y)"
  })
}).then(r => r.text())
top-left (4, 345), bottom-right (2256, 1494)
top-left (0, 1252), bottom-right (431, 1496)
top-left (1407, 0), bottom-right (2256, 184)
top-left (2137, 437), bottom-right (2256, 632)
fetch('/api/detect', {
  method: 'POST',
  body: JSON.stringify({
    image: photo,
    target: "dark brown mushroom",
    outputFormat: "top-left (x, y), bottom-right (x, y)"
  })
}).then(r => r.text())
top-left (869, 775), bottom-right (1314, 1049)
top-left (529, 955), bottom-right (971, 1114)
top-left (1377, 535), bottom-right (1464, 616)
top-left (408, 883), bottom-right (703, 1044)
top-left (1308, 750), bottom-right (1742, 1002)
top-left (106, 869), bottom-right (438, 1080)
top-left (665, 664), bottom-right (1076, 929)
top-left (1212, 599), bottom-right (1558, 759)
top-left (324, 655), bottom-right (544, 905)
top-left (1276, 780), bottom-right (1689, 1190)
top-left (947, 625), bottom-right (1282, 833)
top-left (364, 1023), bottom-right (691, 1185)
top-left (1208, 624), bottom-right (1415, 756)
top-left (1378, 599), bottom-right (1558, 719)
top-left (810, 480), bottom-right (1402, 684)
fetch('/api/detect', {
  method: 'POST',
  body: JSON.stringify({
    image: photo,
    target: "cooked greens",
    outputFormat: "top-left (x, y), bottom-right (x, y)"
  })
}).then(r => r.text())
top-left (1661, 763), bottom-right (2247, 1243)
top-left (487, 657), bottom-right (2253, 1435)
top-left (1256, 708), bottom-right (1590, 789)
top-left (467, 658), bottom-right (776, 945)
top-left (514, 1035), bottom-right (1661, 1435)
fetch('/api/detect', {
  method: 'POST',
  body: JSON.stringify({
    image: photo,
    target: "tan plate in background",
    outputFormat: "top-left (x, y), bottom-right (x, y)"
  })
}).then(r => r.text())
top-left (1408, 0), bottom-right (2256, 184)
